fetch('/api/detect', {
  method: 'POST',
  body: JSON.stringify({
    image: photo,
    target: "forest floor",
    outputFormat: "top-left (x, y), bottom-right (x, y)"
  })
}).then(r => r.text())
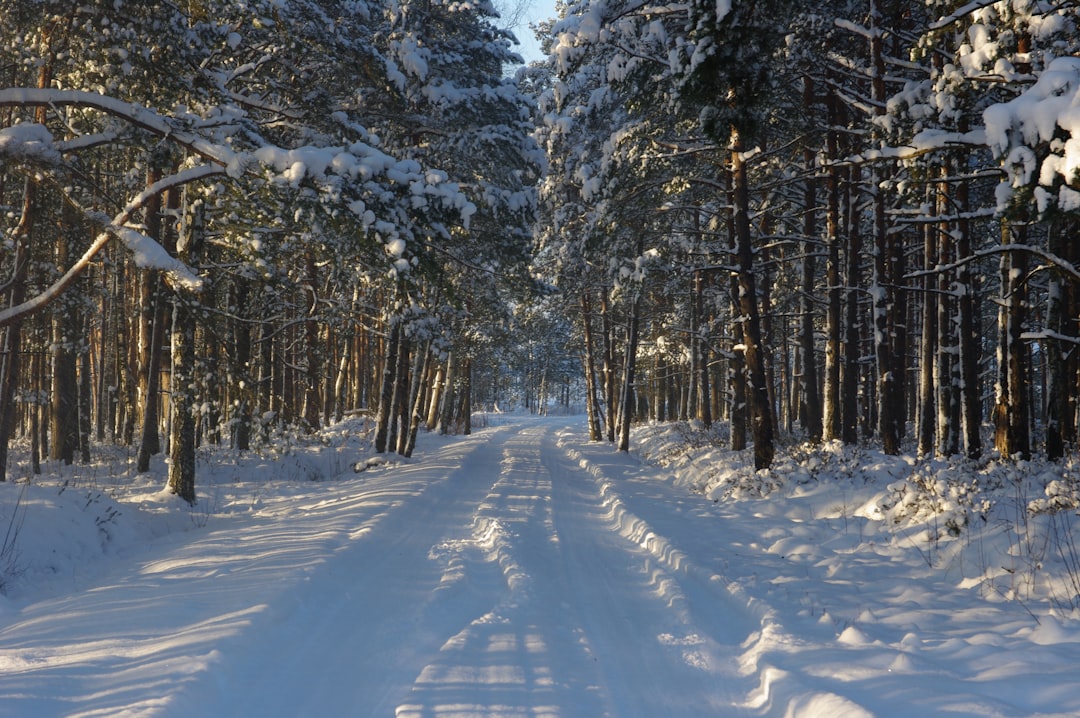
top-left (0, 414), bottom-right (1079, 717)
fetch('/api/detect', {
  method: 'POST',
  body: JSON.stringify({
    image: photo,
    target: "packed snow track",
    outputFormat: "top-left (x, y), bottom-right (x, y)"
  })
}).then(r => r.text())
top-left (198, 419), bottom-right (752, 716)
top-left (0, 419), bottom-right (761, 717)
top-left (3, 416), bottom-right (1076, 717)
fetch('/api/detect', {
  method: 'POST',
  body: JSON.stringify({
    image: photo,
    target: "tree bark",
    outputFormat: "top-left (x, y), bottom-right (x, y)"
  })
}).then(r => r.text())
top-left (302, 251), bottom-right (322, 432)
top-left (842, 165), bottom-right (861, 445)
top-left (600, 293), bottom-right (617, 442)
top-left (581, 291), bottom-right (604, 441)
top-left (956, 170), bottom-right (982, 459)
top-left (374, 318), bottom-right (400, 452)
top-left (994, 221), bottom-right (1030, 460)
top-left (917, 195), bottom-right (937, 457)
top-left (823, 91), bottom-right (843, 442)
top-left (1045, 218), bottom-right (1076, 460)
top-left (0, 178), bottom-right (35, 483)
top-left (731, 136), bottom-right (774, 469)
top-left (167, 197), bottom-right (202, 504)
top-left (617, 289), bottom-right (641, 453)
top-left (695, 268), bottom-right (713, 428)
top-left (800, 78), bottom-right (823, 443)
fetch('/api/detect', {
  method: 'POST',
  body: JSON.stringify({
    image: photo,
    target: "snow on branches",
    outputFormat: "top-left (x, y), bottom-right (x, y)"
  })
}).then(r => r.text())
top-left (984, 56), bottom-right (1080, 215)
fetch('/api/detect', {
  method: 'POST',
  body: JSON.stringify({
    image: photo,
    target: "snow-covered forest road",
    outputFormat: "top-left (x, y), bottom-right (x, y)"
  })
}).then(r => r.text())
top-left (1, 416), bottom-right (1079, 717)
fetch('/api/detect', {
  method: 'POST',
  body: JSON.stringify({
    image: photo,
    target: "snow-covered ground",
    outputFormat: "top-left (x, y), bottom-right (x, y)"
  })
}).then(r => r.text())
top-left (0, 414), bottom-right (1079, 717)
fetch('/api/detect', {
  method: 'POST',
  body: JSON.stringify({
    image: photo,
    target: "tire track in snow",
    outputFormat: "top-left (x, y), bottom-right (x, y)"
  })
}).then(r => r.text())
top-left (559, 429), bottom-right (877, 717)
top-left (542, 426), bottom-right (748, 717)
top-left (396, 422), bottom-right (609, 718)
top-left (185, 423), bottom-right (540, 717)
top-left (398, 420), bottom-right (752, 717)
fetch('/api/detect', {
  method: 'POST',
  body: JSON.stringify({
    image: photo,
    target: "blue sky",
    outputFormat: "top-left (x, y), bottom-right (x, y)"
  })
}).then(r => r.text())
top-left (510, 0), bottom-right (558, 64)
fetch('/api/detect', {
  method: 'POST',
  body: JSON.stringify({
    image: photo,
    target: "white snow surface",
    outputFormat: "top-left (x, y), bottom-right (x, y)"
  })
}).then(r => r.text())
top-left (1, 415), bottom-right (1079, 717)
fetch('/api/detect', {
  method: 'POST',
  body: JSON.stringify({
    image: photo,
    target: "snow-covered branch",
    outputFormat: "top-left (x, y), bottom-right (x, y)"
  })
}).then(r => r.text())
top-left (0, 163), bottom-right (220, 329)
top-left (905, 243), bottom-right (1080, 286)
top-left (0, 88), bottom-right (240, 171)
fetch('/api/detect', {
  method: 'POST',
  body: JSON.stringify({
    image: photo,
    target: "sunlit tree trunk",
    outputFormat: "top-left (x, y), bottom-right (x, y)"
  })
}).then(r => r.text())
top-left (167, 198), bottom-right (202, 504)
top-left (994, 221), bottom-right (1030, 460)
top-left (581, 291), bottom-right (603, 441)
top-left (731, 136), bottom-right (774, 469)
top-left (617, 289), bottom-right (641, 453)
top-left (935, 164), bottom-right (959, 456)
top-left (917, 194), bottom-right (937, 458)
top-left (374, 317), bottom-right (400, 452)
top-left (823, 92), bottom-right (843, 443)
top-left (1045, 219), bottom-right (1077, 460)
top-left (600, 293), bottom-right (617, 443)
top-left (302, 251), bottom-right (321, 432)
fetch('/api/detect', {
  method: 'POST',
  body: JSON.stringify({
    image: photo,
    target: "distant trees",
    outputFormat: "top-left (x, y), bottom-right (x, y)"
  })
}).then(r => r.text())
top-left (0, 0), bottom-right (539, 498)
top-left (538, 0), bottom-right (1080, 463)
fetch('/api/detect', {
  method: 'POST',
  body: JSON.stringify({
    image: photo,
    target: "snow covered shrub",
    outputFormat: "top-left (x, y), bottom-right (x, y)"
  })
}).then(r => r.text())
top-left (878, 457), bottom-right (989, 531)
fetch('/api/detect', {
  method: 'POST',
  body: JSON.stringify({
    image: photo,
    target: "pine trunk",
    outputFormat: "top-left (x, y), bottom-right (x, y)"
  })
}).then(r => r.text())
top-left (374, 318), bottom-right (400, 452)
top-left (731, 139), bottom-right (774, 469)
top-left (600, 293), bottom-right (617, 443)
top-left (842, 165), bottom-right (861, 445)
top-left (0, 178), bottom-right (34, 483)
top-left (917, 205), bottom-right (937, 457)
top-left (823, 92), bottom-right (843, 442)
top-left (798, 77), bottom-right (823, 442)
top-left (617, 290), bottom-right (641, 453)
top-left (993, 222), bottom-right (1030, 459)
top-left (581, 291), bottom-right (603, 441)
top-left (956, 174), bottom-right (982, 459)
top-left (302, 252), bottom-right (322, 432)
top-left (167, 198), bottom-right (202, 504)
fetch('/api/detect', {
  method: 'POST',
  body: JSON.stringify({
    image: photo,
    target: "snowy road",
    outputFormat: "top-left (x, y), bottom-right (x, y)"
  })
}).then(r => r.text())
top-left (0, 420), bottom-right (754, 717)
top-left (2, 416), bottom-right (1080, 717)
top-left (196, 420), bottom-right (752, 717)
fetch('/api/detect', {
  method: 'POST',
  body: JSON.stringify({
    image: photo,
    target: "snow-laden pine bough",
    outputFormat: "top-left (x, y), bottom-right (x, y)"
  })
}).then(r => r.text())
top-left (0, 87), bottom-right (477, 328)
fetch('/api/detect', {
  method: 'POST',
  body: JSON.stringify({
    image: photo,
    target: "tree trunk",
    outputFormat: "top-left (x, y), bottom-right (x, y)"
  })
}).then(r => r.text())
top-left (167, 198), bottom-right (202, 504)
top-left (392, 337), bottom-right (411, 455)
top-left (726, 167), bottom-right (748, 452)
top-left (731, 136), bottom-right (774, 469)
top-left (870, 3), bottom-right (900, 455)
top-left (841, 164), bottom-right (861, 445)
top-left (823, 91), bottom-right (843, 442)
top-left (695, 268), bottom-right (713, 428)
top-left (50, 208), bottom-right (79, 465)
top-left (800, 79), bottom-right (823, 442)
top-left (956, 170), bottom-right (982, 459)
top-left (427, 363), bottom-right (444, 430)
top-left (135, 280), bottom-right (166, 473)
top-left (935, 166), bottom-right (959, 456)
top-left (302, 251), bottom-right (322, 432)
top-left (917, 200), bottom-right (937, 457)
top-left (994, 221), bottom-right (1030, 460)
top-left (600, 293), bottom-right (617, 443)
top-left (374, 318), bottom-right (400, 452)
top-left (581, 291), bottom-right (603, 441)
top-left (78, 315), bottom-right (92, 464)
top-left (438, 350), bottom-right (456, 435)
top-left (0, 178), bottom-right (34, 483)
top-left (403, 342), bottom-right (431, 457)
top-left (617, 290), bottom-right (641, 452)
top-left (460, 358), bottom-right (472, 435)
top-left (1045, 218), bottom-right (1076, 460)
